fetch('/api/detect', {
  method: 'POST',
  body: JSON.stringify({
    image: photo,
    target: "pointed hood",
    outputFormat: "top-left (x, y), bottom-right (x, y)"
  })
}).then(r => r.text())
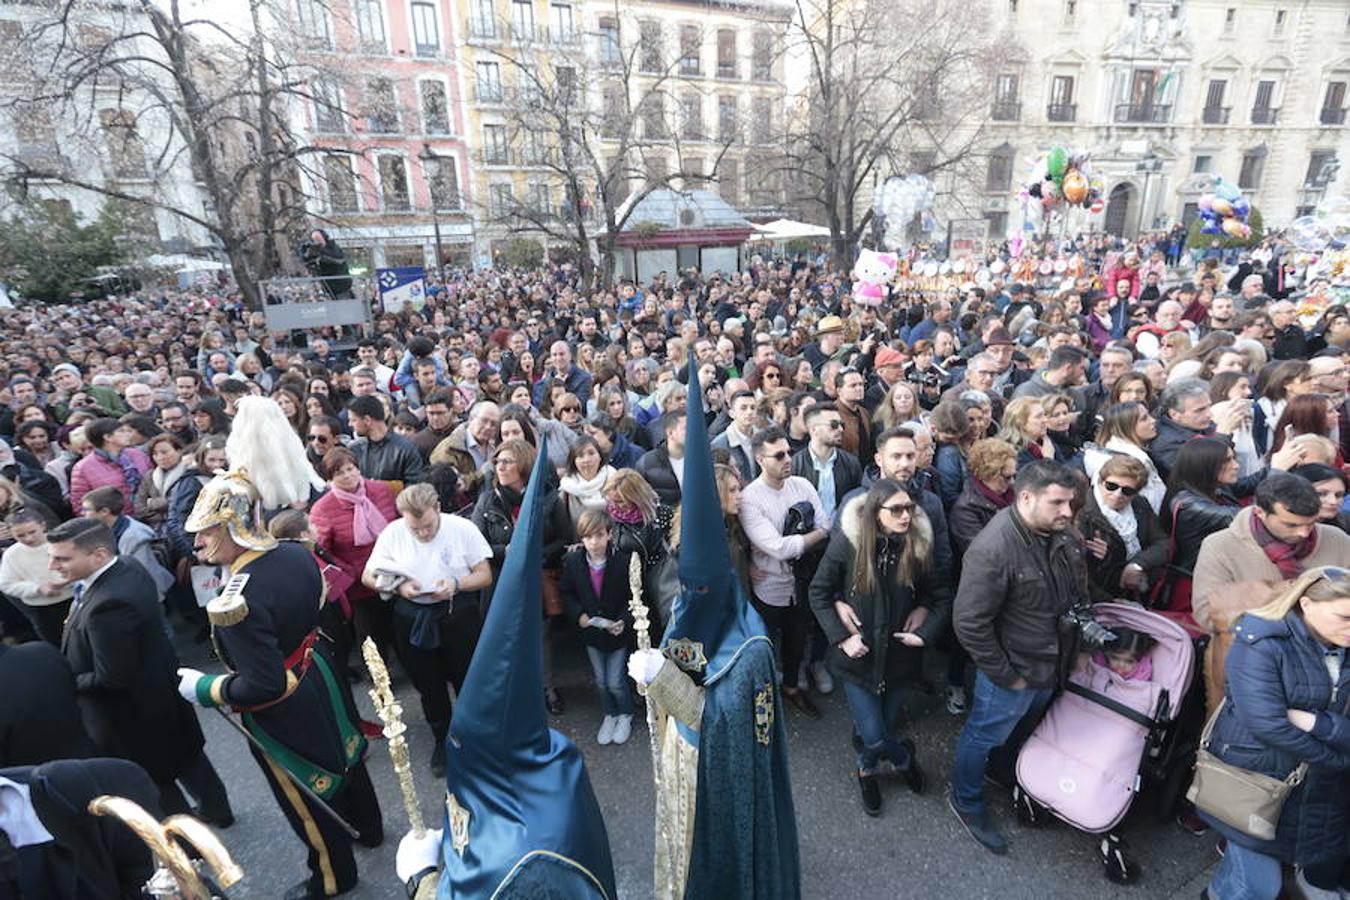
top-left (661, 353), bottom-right (766, 685)
top-left (441, 435), bottom-right (616, 898)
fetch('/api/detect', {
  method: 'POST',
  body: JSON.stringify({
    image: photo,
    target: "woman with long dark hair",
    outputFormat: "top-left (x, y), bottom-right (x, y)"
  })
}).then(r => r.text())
top-left (1269, 393), bottom-right (1339, 464)
top-left (809, 479), bottom-right (946, 815)
top-left (1253, 360), bottom-right (1314, 456)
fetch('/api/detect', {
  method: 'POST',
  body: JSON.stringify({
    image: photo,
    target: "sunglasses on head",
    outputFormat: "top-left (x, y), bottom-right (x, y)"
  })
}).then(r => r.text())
top-left (1102, 480), bottom-right (1139, 497)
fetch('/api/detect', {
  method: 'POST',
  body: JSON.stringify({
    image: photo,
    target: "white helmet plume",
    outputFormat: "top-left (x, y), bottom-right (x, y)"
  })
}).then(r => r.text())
top-left (225, 395), bottom-right (324, 508)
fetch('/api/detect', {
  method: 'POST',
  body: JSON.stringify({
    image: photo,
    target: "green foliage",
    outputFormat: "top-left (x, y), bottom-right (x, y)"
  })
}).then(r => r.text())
top-left (1185, 207), bottom-right (1265, 250)
top-left (496, 237), bottom-right (544, 269)
top-left (0, 199), bottom-right (136, 300)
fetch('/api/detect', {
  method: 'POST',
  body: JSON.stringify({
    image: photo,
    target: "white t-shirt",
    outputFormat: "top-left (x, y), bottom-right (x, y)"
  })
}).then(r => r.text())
top-left (365, 513), bottom-right (492, 601)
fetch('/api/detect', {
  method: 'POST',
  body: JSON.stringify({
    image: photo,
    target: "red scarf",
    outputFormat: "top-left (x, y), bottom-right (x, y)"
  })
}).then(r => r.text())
top-left (974, 478), bottom-right (1014, 509)
top-left (1250, 514), bottom-right (1318, 580)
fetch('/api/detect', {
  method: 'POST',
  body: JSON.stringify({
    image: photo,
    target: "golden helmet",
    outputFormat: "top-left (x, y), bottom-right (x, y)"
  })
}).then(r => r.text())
top-left (184, 468), bottom-right (276, 551)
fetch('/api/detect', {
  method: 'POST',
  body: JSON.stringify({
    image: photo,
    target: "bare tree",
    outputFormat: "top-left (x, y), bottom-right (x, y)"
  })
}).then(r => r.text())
top-left (785, 0), bottom-right (997, 267)
top-left (0, 0), bottom-right (360, 307)
top-left (477, 6), bottom-right (746, 286)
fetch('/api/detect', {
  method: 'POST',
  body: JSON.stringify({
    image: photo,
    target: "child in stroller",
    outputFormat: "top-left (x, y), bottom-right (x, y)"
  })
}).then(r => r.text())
top-left (1014, 603), bottom-right (1195, 885)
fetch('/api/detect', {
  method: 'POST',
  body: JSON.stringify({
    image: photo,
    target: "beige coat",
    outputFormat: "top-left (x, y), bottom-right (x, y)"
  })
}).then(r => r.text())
top-left (1191, 506), bottom-right (1350, 715)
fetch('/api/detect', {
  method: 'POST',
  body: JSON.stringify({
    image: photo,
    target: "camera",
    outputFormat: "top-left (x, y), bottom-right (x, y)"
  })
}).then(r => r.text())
top-left (1060, 605), bottom-right (1116, 649)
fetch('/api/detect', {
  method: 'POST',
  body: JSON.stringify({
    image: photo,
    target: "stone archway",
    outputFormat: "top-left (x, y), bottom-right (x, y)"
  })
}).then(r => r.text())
top-left (1104, 183), bottom-right (1134, 237)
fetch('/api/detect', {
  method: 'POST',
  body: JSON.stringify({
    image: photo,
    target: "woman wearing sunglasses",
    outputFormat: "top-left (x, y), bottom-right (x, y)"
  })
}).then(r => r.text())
top-left (808, 478), bottom-right (948, 816)
top-left (1075, 455), bottom-right (1168, 604)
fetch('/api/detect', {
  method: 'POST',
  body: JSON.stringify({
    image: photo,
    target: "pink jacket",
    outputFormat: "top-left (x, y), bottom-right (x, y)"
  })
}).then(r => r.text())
top-left (309, 478), bottom-right (398, 604)
top-left (69, 449), bottom-right (151, 514)
top-left (1101, 264), bottom-right (1140, 299)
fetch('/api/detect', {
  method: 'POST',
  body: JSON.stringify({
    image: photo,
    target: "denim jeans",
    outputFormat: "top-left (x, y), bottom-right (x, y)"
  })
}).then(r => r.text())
top-left (586, 646), bottom-right (634, 717)
top-left (950, 671), bottom-right (1052, 816)
top-left (841, 679), bottom-right (911, 774)
top-left (1208, 840), bottom-right (1282, 900)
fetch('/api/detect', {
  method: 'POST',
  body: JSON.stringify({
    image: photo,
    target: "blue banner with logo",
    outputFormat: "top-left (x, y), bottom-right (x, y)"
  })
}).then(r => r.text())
top-left (376, 266), bottom-right (426, 312)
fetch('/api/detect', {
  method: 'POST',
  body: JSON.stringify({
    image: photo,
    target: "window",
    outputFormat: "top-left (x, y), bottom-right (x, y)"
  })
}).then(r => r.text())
top-left (752, 31), bottom-right (773, 81)
top-left (100, 109), bottom-right (147, 177)
top-left (683, 155), bottom-right (704, 186)
top-left (526, 181), bottom-right (551, 215)
top-left (718, 94), bottom-right (738, 141)
top-left (602, 84), bottom-right (624, 137)
top-left (914, 74), bottom-right (940, 119)
top-left (1252, 80), bottom-right (1277, 124)
top-left (1062, 0), bottom-right (1076, 23)
top-left (556, 66), bottom-right (577, 103)
top-left (378, 155), bottom-right (410, 210)
top-left (985, 144), bottom-right (1014, 192)
top-left (482, 124), bottom-right (509, 164)
top-left (1192, 154), bottom-right (1212, 173)
top-left (751, 96), bottom-right (772, 144)
top-left (354, 0), bottom-right (385, 50)
top-left (1322, 82), bottom-right (1347, 125)
top-left (521, 130), bottom-right (544, 165)
top-left (992, 74), bottom-right (1019, 120)
top-left (1306, 150), bottom-right (1338, 187)
top-left (476, 62), bottom-right (502, 103)
top-left (1203, 79), bottom-right (1228, 123)
top-left (0, 20), bottom-right (26, 75)
top-left (984, 211), bottom-right (1008, 238)
top-left (426, 156), bottom-right (461, 210)
top-left (365, 77), bottom-right (399, 132)
top-left (1238, 146), bottom-right (1266, 190)
top-left (324, 155), bottom-right (359, 212)
top-left (716, 29), bottom-right (737, 79)
top-left (420, 80), bottom-right (450, 134)
top-left (646, 155), bottom-right (667, 185)
top-left (1273, 8), bottom-right (1286, 35)
top-left (410, 2), bottom-right (439, 55)
top-left (313, 79), bottom-right (346, 132)
top-left (511, 0), bottom-right (535, 41)
top-left (296, 0), bottom-right (330, 48)
top-left (680, 26), bottom-right (701, 75)
top-left (605, 155), bottom-right (630, 201)
top-left (680, 93), bottom-right (703, 139)
top-left (643, 93), bottom-right (667, 139)
top-left (550, 4), bottom-right (575, 44)
top-left (1047, 74), bottom-right (1075, 121)
top-left (490, 183), bottom-right (515, 217)
top-left (599, 17), bottom-right (620, 66)
top-left (640, 20), bottom-right (663, 73)
top-left (469, 0), bottom-right (495, 38)
top-left (13, 106), bottom-right (57, 166)
top-left (1223, 7), bottom-right (1236, 33)
top-left (718, 157), bottom-right (738, 203)
top-left (517, 66), bottom-right (541, 105)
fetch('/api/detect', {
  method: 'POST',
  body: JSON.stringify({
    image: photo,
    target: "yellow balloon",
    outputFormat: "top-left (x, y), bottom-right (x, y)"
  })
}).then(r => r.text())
top-left (1210, 198), bottom-right (1233, 218)
top-left (1062, 170), bottom-right (1089, 205)
top-left (1222, 218), bottom-right (1248, 238)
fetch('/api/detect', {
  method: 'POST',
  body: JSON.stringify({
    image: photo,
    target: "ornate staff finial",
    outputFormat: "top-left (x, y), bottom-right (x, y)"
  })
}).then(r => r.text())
top-left (363, 637), bottom-right (425, 837)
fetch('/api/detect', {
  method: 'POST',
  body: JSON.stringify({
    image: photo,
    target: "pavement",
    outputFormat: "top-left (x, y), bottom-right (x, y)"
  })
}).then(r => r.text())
top-left (178, 632), bottom-right (1218, 899)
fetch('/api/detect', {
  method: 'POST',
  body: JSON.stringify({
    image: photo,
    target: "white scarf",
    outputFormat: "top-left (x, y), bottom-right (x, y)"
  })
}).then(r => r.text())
top-left (1094, 482), bottom-right (1140, 556)
top-left (560, 465), bottom-right (614, 511)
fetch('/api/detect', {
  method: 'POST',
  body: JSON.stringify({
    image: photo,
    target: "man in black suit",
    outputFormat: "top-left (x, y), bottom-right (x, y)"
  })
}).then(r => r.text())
top-left (0, 757), bottom-right (161, 900)
top-left (47, 518), bottom-right (232, 827)
top-left (0, 640), bottom-right (94, 767)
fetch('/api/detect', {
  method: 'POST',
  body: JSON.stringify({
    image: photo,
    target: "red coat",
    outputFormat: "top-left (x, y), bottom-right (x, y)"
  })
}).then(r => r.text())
top-left (308, 479), bottom-right (398, 604)
top-left (1101, 264), bottom-right (1140, 300)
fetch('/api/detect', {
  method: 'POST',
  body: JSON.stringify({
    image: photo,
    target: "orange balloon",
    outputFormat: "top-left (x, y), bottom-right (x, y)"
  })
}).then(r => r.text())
top-left (1062, 170), bottom-right (1089, 205)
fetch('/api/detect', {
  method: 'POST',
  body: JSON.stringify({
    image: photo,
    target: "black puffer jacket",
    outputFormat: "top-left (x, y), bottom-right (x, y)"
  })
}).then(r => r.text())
top-left (954, 506), bottom-right (1089, 689)
top-left (808, 494), bottom-right (949, 691)
top-left (470, 477), bottom-right (569, 594)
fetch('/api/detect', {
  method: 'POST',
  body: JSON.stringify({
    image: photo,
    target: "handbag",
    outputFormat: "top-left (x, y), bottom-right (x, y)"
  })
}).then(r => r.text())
top-left (1185, 697), bottom-right (1307, 841)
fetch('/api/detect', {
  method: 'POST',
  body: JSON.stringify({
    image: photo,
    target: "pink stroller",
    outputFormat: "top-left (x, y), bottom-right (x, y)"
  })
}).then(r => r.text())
top-left (1015, 603), bottom-right (1195, 884)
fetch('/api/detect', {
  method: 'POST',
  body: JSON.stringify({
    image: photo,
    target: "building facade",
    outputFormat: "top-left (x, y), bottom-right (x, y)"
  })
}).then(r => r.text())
top-left (291, 0), bottom-right (476, 272)
top-left (954, 0), bottom-right (1350, 244)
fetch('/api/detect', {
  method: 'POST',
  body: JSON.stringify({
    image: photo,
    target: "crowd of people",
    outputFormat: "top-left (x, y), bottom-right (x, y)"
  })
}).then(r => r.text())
top-left (2, 228), bottom-right (1350, 900)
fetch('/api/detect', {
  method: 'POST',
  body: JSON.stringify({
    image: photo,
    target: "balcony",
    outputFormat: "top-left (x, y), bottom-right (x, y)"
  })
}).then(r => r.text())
top-left (1114, 103), bottom-right (1172, 124)
top-left (474, 84), bottom-right (504, 104)
top-left (551, 27), bottom-right (580, 46)
top-left (1321, 107), bottom-right (1347, 125)
top-left (508, 21), bottom-right (539, 43)
top-left (466, 17), bottom-right (497, 41)
top-left (414, 42), bottom-right (440, 58)
top-left (991, 100), bottom-right (1020, 122)
top-left (679, 59), bottom-right (701, 76)
top-left (716, 61), bottom-right (737, 80)
top-left (1046, 102), bottom-right (1076, 122)
top-left (1251, 106), bottom-right (1279, 125)
top-left (1202, 106), bottom-right (1231, 124)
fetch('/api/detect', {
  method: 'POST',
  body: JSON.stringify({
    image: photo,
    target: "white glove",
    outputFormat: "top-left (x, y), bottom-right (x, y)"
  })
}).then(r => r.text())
top-left (176, 667), bottom-right (205, 705)
top-left (627, 649), bottom-right (666, 687)
top-left (396, 828), bottom-right (443, 882)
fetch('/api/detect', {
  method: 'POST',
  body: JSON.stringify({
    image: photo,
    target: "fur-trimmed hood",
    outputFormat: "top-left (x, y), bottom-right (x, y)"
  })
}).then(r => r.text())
top-left (837, 490), bottom-right (933, 551)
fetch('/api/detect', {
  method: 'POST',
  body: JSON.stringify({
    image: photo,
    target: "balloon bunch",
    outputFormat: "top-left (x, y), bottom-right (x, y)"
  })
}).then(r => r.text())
top-left (1018, 146), bottom-right (1102, 237)
top-left (1285, 196), bottom-right (1350, 253)
top-left (873, 174), bottom-right (937, 250)
top-left (1197, 176), bottom-right (1251, 239)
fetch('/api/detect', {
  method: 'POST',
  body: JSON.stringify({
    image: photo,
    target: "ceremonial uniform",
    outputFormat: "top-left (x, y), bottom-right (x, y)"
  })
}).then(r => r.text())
top-left (192, 540), bottom-right (383, 898)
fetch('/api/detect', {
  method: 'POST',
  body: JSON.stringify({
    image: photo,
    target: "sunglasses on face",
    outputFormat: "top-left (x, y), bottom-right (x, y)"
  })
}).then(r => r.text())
top-left (759, 450), bottom-right (790, 461)
top-left (881, 502), bottom-right (915, 515)
top-left (1102, 480), bottom-right (1140, 497)
top-left (559, 405), bottom-right (580, 414)
top-left (308, 434), bottom-right (331, 443)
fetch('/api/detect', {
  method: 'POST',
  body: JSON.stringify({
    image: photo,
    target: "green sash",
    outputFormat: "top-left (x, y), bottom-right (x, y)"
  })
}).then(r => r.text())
top-left (241, 652), bottom-right (366, 801)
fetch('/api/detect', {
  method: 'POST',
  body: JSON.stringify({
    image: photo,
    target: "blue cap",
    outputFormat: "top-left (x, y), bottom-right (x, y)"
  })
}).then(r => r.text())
top-left (661, 353), bottom-right (766, 685)
top-left (441, 435), bottom-right (617, 898)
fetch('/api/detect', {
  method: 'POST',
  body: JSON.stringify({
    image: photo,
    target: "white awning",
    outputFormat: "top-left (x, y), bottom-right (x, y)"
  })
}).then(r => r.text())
top-left (749, 218), bottom-right (832, 241)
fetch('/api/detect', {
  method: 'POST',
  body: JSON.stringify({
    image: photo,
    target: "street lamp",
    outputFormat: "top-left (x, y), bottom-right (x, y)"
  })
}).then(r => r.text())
top-left (1135, 151), bottom-right (1164, 233)
top-left (418, 143), bottom-right (445, 274)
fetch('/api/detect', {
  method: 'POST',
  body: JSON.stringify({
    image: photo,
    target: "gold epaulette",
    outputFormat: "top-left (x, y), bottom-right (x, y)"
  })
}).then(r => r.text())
top-left (206, 573), bottom-right (251, 627)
